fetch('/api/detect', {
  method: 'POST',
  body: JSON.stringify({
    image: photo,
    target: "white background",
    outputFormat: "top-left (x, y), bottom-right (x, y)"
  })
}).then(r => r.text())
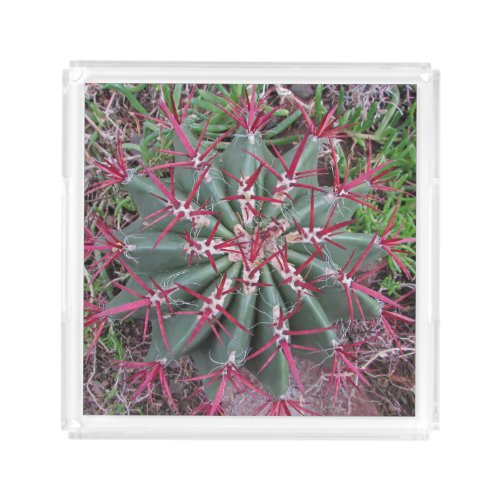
top-left (1, 1), bottom-right (497, 498)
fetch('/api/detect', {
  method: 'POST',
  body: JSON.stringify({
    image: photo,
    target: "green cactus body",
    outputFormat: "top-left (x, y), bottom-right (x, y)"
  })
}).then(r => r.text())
top-left (108, 133), bottom-right (385, 398)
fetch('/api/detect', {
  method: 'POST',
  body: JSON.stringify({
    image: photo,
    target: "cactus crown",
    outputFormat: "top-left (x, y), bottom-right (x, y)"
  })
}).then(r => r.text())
top-left (85, 84), bottom-right (415, 415)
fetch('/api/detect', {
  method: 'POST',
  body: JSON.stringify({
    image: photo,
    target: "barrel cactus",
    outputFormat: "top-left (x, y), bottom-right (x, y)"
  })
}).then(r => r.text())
top-left (85, 85), bottom-right (414, 416)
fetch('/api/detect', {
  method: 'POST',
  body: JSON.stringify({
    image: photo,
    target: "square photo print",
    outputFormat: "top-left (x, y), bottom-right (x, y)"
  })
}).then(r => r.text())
top-left (83, 83), bottom-right (416, 417)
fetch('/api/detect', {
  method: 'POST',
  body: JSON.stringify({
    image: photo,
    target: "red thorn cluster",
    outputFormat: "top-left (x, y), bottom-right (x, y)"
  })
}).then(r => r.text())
top-left (216, 85), bottom-right (281, 134)
top-left (86, 139), bottom-right (130, 194)
top-left (174, 274), bottom-right (250, 349)
top-left (118, 360), bottom-right (178, 412)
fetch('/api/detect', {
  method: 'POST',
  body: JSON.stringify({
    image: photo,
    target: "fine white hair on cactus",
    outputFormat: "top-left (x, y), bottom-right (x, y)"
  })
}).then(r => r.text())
top-left (123, 167), bottom-right (139, 185)
top-left (248, 303), bottom-right (273, 324)
top-left (120, 234), bottom-right (140, 263)
top-left (147, 290), bottom-right (163, 305)
top-left (275, 85), bottom-right (293, 98)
